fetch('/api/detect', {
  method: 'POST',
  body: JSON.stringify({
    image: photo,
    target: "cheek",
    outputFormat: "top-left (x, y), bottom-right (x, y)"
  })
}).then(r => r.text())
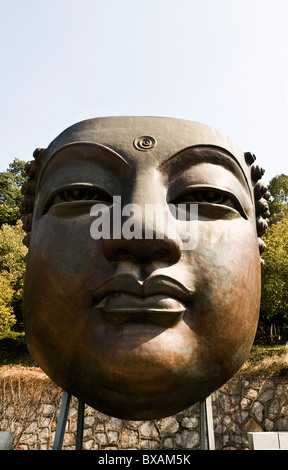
top-left (23, 217), bottom-right (110, 346)
top-left (183, 218), bottom-right (261, 369)
top-left (26, 215), bottom-right (108, 285)
top-left (191, 218), bottom-right (260, 294)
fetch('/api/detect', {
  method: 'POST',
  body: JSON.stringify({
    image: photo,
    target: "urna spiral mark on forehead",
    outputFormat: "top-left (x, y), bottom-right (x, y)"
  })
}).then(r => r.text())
top-left (20, 116), bottom-right (270, 261)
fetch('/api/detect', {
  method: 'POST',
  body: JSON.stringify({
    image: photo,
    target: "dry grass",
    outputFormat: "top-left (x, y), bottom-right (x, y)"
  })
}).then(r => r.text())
top-left (0, 364), bottom-right (47, 379)
top-left (0, 365), bottom-right (62, 449)
top-left (236, 345), bottom-right (288, 378)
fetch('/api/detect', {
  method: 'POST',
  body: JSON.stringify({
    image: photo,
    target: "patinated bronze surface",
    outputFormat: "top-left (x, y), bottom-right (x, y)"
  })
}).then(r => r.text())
top-left (21, 117), bottom-right (270, 419)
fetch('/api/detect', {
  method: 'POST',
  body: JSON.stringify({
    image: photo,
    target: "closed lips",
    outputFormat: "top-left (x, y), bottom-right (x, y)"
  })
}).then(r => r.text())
top-left (90, 274), bottom-right (195, 326)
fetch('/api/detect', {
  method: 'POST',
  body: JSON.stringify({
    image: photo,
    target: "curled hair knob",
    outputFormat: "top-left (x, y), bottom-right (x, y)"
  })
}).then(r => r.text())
top-left (21, 178), bottom-right (37, 196)
top-left (245, 152), bottom-right (256, 166)
top-left (258, 237), bottom-right (266, 254)
top-left (254, 182), bottom-right (269, 200)
top-left (251, 164), bottom-right (265, 183)
top-left (33, 148), bottom-right (46, 164)
top-left (255, 198), bottom-right (270, 218)
top-left (256, 216), bottom-right (269, 236)
top-left (24, 160), bottom-right (40, 178)
top-left (21, 195), bottom-right (35, 214)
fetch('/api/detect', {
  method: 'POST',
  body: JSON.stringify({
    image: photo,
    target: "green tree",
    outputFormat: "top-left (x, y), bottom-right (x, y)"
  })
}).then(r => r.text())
top-left (0, 158), bottom-right (26, 227)
top-left (0, 221), bottom-right (27, 332)
top-left (260, 217), bottom-right (288, 342)
top-left (267, 174), bottom-right (288, 224)
top-left (0, 271), bottom-right (17, 337)
top-left (0, 159), bottom-right (27, 335)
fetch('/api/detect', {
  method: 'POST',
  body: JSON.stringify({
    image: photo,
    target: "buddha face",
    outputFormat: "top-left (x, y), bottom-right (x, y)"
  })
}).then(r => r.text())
top-left (22, 117), bottom-right (264, 419)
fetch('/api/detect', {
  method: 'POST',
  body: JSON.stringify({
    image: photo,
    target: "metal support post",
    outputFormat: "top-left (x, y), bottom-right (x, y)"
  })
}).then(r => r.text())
top-left (76, 399), bottom-right (85, 450)
top-left (52, 391), bottom-right (71, 450)
top-left (52, 391), bottom-right (85, 450)
top-left (200, 395), bottom-right (215, 450)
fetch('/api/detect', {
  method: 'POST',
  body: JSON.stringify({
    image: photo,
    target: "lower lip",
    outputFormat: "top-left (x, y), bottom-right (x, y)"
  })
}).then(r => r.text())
top-left (94, 293), bottom-right (186, 327)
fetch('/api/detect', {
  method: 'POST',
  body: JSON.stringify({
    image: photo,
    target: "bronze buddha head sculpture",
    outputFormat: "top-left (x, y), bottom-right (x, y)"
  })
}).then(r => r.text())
top-left (21, 117), bottom-right (269, 419)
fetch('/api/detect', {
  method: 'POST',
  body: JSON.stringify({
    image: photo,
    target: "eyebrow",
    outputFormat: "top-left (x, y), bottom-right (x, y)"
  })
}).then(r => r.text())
top-left (159, 145), bottom-right (251, 195)
top-left (41, 142), bottom-right (131, 176)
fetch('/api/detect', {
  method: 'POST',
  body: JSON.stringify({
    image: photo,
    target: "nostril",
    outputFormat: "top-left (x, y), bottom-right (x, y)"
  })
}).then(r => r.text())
top-left (154, 249), bottom-right (167, 259)
top-left (102, 237), bottom-right (181, 266)
top-left (111, 248), bottom-right (137, 263)
top-left (153, 247), bottom-right (179, 263)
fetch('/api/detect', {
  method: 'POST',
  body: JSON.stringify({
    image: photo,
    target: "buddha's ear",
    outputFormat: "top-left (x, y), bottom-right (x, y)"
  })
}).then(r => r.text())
top-left (245, 152), bottom-right (270, 265)
top-left (21, 148), bottom-right (46, 247)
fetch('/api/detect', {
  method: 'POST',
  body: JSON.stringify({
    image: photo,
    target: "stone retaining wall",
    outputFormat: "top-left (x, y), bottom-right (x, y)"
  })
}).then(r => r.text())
top-left (1, 370), bottom-right (288, 450)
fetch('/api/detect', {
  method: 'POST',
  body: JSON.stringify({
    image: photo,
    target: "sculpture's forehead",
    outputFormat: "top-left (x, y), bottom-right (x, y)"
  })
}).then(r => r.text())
top-left (45, 116), bottom-right (247, 170)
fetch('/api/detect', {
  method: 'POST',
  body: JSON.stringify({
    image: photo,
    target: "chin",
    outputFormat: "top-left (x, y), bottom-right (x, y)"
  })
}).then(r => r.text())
top-left (75, 368), bottom-right (211, 420)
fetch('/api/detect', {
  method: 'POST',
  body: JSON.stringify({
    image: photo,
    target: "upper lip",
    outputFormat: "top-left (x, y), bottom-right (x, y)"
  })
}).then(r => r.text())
top-left (90, 273), bottom-right (195, 304)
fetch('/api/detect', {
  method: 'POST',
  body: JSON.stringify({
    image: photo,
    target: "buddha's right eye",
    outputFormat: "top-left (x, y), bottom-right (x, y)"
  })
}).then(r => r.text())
top-left (44, 185), bottom-right (113, 214)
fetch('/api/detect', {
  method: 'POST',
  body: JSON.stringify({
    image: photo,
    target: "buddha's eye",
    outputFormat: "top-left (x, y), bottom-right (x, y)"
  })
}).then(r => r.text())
top-left (44, 185), bottom-right (113, 213)
top-left (172, 189), bottom-right (229, 204)
top-left (170, 188), bottom-right (246, 218)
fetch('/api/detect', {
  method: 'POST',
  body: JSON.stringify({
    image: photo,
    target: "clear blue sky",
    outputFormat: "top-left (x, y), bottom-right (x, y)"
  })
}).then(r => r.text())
top-left (1, 0), bottom-right (288, 184)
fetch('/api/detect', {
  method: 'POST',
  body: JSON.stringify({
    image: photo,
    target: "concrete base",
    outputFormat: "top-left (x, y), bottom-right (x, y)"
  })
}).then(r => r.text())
top-left (0, 431), bottom-right (14, 450)
top-left (248, 432), bottom-right (288, 450)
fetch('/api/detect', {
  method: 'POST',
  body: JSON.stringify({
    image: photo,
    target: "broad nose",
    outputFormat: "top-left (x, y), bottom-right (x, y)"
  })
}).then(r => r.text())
top-left (103, 232), bottom-right (181, 265)
top-left (102, 171), bottom-right (182, 266)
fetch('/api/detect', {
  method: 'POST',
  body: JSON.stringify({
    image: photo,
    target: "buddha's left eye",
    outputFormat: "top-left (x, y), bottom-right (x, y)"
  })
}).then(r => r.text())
top-left (172, 189), bottom-right (230, 204)
top-left (170, 188), bottom-right (246, 218)
top-left (176, 189), bottom-right (228, 205)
